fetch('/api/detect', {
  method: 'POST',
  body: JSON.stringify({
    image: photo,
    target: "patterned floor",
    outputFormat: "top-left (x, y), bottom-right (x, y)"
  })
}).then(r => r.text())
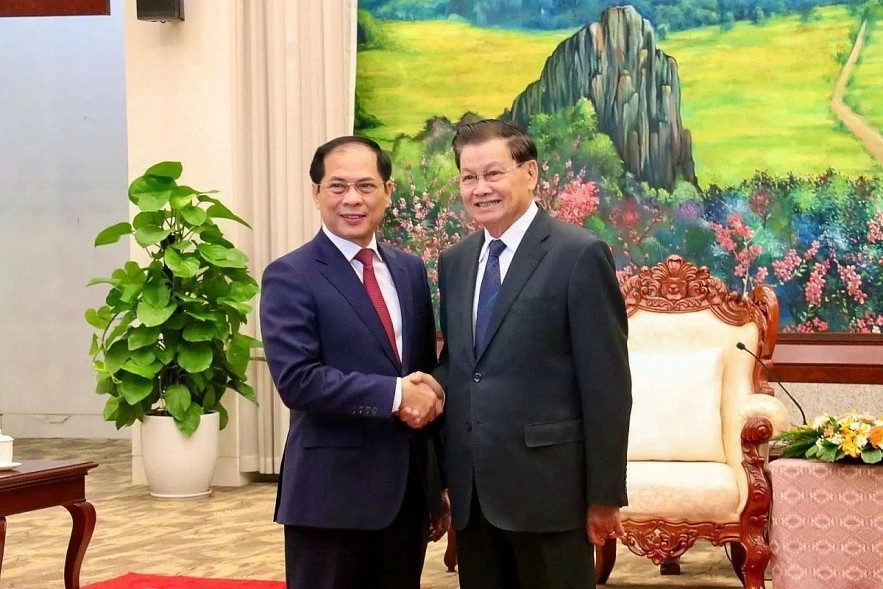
top-left (0, 439), bottom-right (750, 588)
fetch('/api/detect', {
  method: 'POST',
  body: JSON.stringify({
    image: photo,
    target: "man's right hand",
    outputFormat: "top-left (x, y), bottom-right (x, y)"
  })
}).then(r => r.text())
top-left (398, 371), bottom-right (444, 429)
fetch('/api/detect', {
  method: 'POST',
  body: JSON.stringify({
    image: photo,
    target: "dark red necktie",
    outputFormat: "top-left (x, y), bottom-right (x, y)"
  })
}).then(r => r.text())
top-left (355, 248), bottom-right (400, 365)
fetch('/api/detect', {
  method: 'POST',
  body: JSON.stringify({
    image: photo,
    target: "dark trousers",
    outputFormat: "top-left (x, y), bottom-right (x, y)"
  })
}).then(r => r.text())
top-left (456, 483), bottom-right (594, 589)
top-left (283, 457), bottom-right (428, 589)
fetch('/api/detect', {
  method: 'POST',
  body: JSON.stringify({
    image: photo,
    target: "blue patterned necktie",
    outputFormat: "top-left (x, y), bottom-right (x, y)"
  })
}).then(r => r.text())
top-left (474, 239), bottom-right (506, 356)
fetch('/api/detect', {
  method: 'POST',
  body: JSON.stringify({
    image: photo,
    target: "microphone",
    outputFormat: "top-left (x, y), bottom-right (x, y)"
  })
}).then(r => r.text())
top-left (736, 342), bottom-right (807, 425)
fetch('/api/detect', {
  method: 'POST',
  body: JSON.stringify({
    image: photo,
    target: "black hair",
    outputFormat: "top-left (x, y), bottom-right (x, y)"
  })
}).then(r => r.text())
top-left (451, 119), bottom-right (537, 169)
top-left (308, 135), bottom-right (392, 183)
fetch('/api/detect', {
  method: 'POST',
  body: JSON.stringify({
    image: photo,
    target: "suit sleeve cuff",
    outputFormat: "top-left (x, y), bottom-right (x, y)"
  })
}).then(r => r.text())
top-left (392, 377), bottom-right (402, 414)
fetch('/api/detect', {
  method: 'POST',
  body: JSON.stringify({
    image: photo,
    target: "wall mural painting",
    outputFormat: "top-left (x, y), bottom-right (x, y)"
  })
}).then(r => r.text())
top-left (355, 0), bottom-right (883, 334)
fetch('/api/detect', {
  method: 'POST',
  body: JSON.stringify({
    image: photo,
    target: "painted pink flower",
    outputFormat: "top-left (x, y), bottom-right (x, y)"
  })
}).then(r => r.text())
top-left (772, 249), bottom-right (802, 282)
top-left (805, 262), bottom-right (827, 306)
top-left (836, 263), bottom-right (867, 305)
top-left (554, 180), bottom-right (600, 226)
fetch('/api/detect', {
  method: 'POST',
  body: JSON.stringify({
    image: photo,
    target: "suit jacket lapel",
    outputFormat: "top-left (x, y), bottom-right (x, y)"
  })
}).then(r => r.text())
top-left (456, 235), bottom-right (483, 365)
top-left (313, 231), bottom-right (400, 372)
top-left (475, 210), bottom-right (550, 361)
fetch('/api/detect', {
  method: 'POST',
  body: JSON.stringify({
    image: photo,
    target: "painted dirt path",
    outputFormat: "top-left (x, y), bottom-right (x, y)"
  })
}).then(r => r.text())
top-left (832, 19), bottom-right (883, 165)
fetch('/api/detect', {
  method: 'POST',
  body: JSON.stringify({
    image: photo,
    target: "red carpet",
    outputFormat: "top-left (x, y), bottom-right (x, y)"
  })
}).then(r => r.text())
top-left (83, 573), bottom-right (284, 589)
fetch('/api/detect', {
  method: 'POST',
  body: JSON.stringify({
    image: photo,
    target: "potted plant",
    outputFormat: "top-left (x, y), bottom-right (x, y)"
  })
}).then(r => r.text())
top-left (86, 161), bottom-right (261, 497)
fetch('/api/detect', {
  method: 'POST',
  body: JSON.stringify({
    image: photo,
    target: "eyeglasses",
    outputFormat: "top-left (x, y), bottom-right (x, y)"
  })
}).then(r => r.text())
top-left (458, 162), bottom-right (526, 188)
top-left (318, 180), bottom-right (383, 196)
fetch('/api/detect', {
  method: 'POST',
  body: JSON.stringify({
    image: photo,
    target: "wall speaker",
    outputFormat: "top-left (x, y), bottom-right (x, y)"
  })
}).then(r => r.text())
top-left (137, 0), bottom-right (184, 22)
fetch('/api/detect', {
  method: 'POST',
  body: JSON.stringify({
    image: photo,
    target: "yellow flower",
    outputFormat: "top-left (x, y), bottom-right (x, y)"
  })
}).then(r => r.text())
top-left (841, 438), bottom-right (862, 458)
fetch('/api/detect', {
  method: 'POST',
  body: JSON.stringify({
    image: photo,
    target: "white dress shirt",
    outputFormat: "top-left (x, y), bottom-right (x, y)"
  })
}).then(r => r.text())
top-left (472, 202), bottom-right (540, 331)
top-left (322, 226), bottom-right (403, 412)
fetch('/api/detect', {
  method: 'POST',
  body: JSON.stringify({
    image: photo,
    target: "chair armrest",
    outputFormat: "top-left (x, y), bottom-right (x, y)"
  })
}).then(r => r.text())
top-left (736, 394), bottom-right (791, 437)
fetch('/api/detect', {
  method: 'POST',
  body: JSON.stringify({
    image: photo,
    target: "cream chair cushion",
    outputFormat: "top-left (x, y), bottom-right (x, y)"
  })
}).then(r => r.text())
top-left (624, 461), bottom-right (740, 521)
top-left (627, 347), bottom-right (727, 462)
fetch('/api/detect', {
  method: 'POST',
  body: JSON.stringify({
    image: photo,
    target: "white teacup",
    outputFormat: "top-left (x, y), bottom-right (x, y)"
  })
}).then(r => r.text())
top-left (0, 432), bottom-right (13, 464)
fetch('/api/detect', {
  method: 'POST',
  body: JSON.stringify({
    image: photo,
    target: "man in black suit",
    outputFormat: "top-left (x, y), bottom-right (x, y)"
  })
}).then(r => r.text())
top-left (435, 120), bottom-right (632, 588)
top-left (260, 136), bottom-right (449, 589)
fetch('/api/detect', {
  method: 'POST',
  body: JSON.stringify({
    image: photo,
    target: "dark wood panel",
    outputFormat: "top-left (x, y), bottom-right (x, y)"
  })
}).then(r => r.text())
top-left (772, 338), bottom-right (883, 384)
top-left (774, 363), bottom-right (883, 385)
top-left (0, 0), bottom-right (109, 17)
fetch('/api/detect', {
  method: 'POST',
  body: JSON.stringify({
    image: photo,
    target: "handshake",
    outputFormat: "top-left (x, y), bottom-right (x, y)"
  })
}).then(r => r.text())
top-left (398, 372), bottom-right (445, 429)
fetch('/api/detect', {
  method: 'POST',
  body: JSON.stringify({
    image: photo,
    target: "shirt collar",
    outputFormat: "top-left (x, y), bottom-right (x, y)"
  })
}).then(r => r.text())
top-left (480, 201), bottom-right (539, 260)
top-left (322, 225), bottom-right (380, 263)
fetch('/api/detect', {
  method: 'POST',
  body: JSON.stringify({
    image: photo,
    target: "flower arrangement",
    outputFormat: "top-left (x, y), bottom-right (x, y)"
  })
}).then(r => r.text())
top-left (776, 411), bottom-right (883, 464)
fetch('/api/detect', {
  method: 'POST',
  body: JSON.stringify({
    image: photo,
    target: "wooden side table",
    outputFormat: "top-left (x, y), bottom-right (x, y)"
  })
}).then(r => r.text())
top-left (0, 460), bottom-right (99, 589)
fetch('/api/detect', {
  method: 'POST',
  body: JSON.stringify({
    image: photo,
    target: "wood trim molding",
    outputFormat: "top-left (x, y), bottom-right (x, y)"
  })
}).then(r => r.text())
top-left (771, 338), bottom-right (883, 384)
top-left (0, 0), bottom-right (109, 17)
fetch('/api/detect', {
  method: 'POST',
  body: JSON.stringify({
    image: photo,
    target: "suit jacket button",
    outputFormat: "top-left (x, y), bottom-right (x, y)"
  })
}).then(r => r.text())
top-left (465, 421), bottom-right (473, 432)
top-left (472, 372), bottom-right (482, 382)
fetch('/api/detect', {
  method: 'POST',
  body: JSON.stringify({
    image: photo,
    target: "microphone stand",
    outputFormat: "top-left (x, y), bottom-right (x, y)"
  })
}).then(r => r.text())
top-left (736, 342), bottom-right (807, 425)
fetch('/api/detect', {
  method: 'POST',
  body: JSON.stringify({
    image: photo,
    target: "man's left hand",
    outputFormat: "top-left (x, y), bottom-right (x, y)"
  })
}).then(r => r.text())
top-left (427, 491), bottom-right (452, 542)
top-left (586, 504), bottom-right (625, 546)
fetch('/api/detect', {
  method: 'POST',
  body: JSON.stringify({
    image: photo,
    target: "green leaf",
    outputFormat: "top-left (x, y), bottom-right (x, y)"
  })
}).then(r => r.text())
top-left (227, 281), bottom-right (259, 302)
top-left (202, 387), bottom-right (218, 411)
top-left (861, 447), bottom-right (882, 464)
top-left (220, 299), bottom-right (253, 315)
top-left (198, 195), bottom-right (251, 227)
top-left (85, 307), bottom-right (111, 329)
top-left (236, 381), bottom-right (258, 405)
top-left (180, 205), bottom-right (208, 226)
top-left (103, 396), bottom-right (120, 421)
top-left (137, 300), bottom-right (177, 327)
top-left (130, 347), bottom-right (157, 366)
top-left (132, 211), bottom-right (165, 229)
top-left (227, 338), bottom-right (250, 377)
top-left (118, 372), bottom-right (154, 405)
top-left (178, 404), bottom-right (203, 437)
top-left (164, 384), bottom-right (192, 420)
top-left (171, 185), bottom-right (198, 209)
top-left (87, 276), bottom-right (117, 287)
top-left (145, 161), bottom-right (183, 179)
top-left (95, 376), bottom-right (116, 395)
top-left (216, 404), bottom-right (229, 430)
top-left (94, 222), bottom-right (133, 246)
top-left (142, 279), bottom-right (171, 308)
top-left (155, 345), bottom-right (175, 365)
top-left (115, 399), bottom-right (138, 429)
top-left (121, 359), bottom-right (162, 379)
top-left (164, 247), bottom-right (201, 278)
top-left (104, 339), bottom-right (131, 375)
top-left (102, 312), bottom-right (134, 348)
top-left (197, 244), bottom-right (249, 269)
top-left (177, 341), bottom-right (213, 373)
top-left (234, 333), bottom-right (263, 348)
top-left (118, 282), bottom-right (143, 304)
top-left (128, 325), bottom-right (161, 350)
top-left (818, 444), bottom-right (839, 462)
top-left (198, 227), bottom-right (234, 248)
top-left (89, 333), bottom-right (100, 356)
top-left (136, 189), bottom-right (173, 213)
top-left (134, 225), bottom-right (172, 247)
top-left (183, 321), bottom-right (216, 342)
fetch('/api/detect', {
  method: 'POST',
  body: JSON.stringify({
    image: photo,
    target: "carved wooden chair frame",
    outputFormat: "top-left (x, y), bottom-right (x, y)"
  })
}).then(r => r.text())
top-left (595, 255), bottom-right (780, 589)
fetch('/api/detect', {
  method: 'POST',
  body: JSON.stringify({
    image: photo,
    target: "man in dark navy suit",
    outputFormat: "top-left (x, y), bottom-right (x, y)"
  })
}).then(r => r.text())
top-left (260, 136), bottom-right (448, 589)
top-left (435, 120), bottom-right (632, 589)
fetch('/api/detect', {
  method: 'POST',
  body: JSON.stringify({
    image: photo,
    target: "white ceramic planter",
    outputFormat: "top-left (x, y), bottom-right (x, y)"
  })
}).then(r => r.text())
top-left (141, 411), bottom-right (220, 499)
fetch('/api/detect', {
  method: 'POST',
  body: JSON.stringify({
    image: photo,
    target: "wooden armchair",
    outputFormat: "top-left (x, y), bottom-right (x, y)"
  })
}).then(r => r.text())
top-left (596, 255), bottom-right (791, 589)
